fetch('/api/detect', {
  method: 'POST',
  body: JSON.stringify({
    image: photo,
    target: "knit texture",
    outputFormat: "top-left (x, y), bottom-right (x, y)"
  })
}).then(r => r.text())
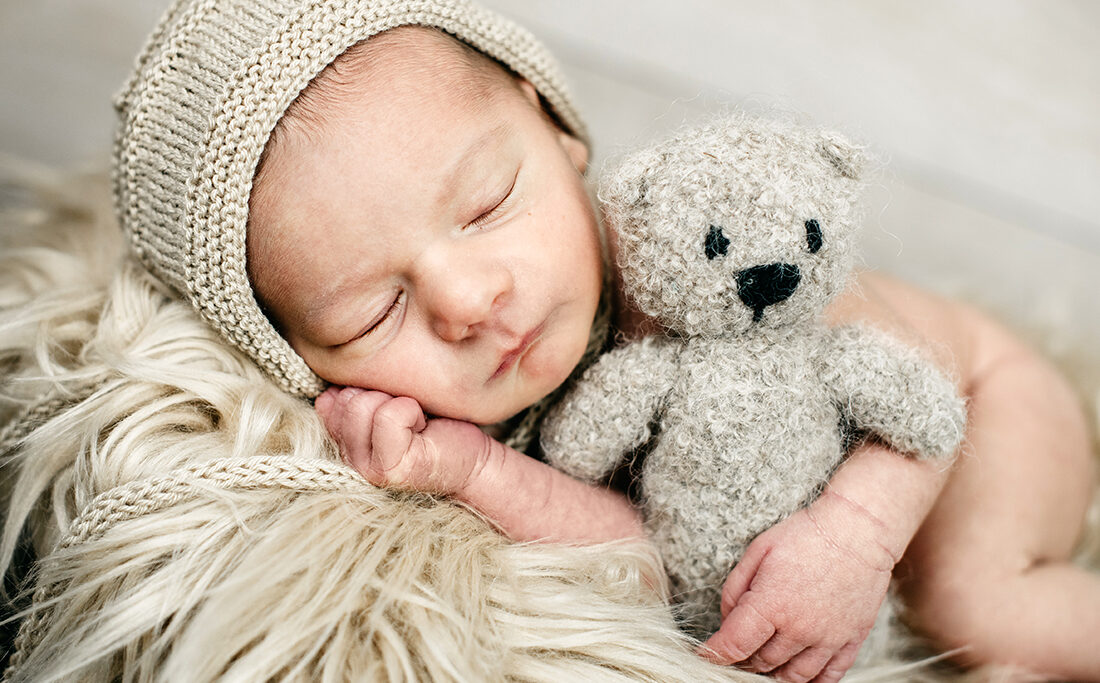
top-left (541, 114), bottom-right (968, 637)
top-left (2, 179), bottom-right (737, 681)
top-left (112, 0), bottom-right (589, 398)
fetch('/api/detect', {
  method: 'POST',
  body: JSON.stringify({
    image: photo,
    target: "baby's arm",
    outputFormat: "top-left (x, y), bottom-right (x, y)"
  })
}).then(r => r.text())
top-left (314, 387), bottom-right (645, 545)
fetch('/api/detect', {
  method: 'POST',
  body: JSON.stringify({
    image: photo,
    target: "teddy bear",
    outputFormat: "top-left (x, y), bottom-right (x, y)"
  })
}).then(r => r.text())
top-left (539, 113), bottom-right (967, 638)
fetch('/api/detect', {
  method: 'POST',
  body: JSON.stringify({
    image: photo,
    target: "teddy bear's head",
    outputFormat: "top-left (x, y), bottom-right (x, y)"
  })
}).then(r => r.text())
top-left (601, 114), bottom-right (866, 337)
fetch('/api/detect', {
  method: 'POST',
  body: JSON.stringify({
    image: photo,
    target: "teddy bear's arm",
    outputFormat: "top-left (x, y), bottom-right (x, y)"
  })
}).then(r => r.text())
top-left (539, 336), bottom-right (680, 484)
top-left (821, 325), bottom-right (967, 460)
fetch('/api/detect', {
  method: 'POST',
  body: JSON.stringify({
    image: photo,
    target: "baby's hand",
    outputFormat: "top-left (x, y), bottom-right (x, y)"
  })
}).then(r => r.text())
top-left (315, 386), bottom-right (496, 496)
top-left (700, 489), bottom-right (898, 683)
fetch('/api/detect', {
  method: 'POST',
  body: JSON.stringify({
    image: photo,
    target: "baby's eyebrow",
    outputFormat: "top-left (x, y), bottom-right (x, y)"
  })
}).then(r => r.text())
top-left (435, 122), bottom-right (514, 206)
top-left (301, 282), bottom-right (352, 340)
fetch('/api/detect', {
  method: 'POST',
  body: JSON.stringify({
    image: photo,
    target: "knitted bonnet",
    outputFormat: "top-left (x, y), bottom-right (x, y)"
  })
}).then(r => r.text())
top-left (112, 0), bottom-right (588, 397)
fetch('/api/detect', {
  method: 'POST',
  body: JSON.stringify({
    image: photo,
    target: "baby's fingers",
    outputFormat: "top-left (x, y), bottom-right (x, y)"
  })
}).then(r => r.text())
top-left (317, 388), bottom-right (383, 448)
top-left (748, 633), bottom-right (805, 673)
top-left (770, 646), bottom-right (832, 683)
top-left (316, 387), bottom-right (394, 472)
top-left (313, 385), bottom-right (345, 427)
top-left (719, 543), bottom-right (764, 620)
top-left (809, 641), bottom-right (861, 683)
top-left (699, 602), bottom-right (775, 665)
top-left (371, 396), bottom-right (428, 474)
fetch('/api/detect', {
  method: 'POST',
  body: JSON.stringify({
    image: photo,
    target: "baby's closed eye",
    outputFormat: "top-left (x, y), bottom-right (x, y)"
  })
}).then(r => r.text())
top-left (341, 290), bottom-right (406, 346)
top-left (466, 167), bottom-right (519, 230)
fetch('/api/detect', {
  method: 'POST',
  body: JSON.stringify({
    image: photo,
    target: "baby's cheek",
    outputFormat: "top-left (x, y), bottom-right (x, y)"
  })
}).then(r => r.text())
top-left (528, 323), bottom-right (586, 393)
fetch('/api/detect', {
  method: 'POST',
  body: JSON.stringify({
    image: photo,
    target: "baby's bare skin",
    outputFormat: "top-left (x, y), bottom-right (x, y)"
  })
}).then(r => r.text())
top-left (828, 272), bottom-right (1099, 680)
top-left (318, 269), bottom-right (1100, 681)
top-left (253, 26), bottom-right (1100, 683)
top-left (313, 386), bottom-right (646, 544)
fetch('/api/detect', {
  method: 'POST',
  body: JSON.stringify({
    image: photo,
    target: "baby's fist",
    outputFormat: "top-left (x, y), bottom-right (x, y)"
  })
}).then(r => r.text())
top-left (315, 387), bottom-right (492, 495)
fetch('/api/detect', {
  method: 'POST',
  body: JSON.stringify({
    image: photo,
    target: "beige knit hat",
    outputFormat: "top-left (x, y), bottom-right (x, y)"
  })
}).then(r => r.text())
top-left (112, 0), bottom-right (588, 398)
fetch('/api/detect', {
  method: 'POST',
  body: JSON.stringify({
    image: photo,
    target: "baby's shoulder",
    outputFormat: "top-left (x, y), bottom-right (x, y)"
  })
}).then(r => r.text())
top-left (828, 270), bottom-right (1015, 385)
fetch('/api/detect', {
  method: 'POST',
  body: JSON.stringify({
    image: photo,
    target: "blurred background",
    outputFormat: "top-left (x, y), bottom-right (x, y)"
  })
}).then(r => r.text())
top-left (2, 0), bottom-right (1099, 395)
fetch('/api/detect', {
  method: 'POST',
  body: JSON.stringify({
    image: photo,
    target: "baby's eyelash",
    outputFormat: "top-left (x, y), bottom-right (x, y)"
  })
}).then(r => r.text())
top-left (468, 174), bottom-right (518, 229)
top-left (349, 290), bottom-right (404, 344)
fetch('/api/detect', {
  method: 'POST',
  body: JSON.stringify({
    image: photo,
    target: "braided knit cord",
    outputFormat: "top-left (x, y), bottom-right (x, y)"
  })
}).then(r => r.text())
top-left (0, 379), bottom-right (108, 458)
top-left (2, 456), bottom-right (370, 680)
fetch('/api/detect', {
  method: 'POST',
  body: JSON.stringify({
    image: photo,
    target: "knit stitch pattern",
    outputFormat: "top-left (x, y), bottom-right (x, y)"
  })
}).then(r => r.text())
top-left (112, 0), bottom-right (588, 397)
top-left (541, 114), bottom-right (967, 637)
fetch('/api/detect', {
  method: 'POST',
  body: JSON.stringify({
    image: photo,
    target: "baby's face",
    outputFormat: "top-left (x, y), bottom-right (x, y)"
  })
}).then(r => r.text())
top-left (248, 30), bottom-right (602, 424)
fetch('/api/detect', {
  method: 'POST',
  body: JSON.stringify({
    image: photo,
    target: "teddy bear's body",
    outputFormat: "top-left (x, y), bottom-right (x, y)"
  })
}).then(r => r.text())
top-left (541, 114), bottom-right (966, 637)
top-left (644, 330), bottom-right (843, 631)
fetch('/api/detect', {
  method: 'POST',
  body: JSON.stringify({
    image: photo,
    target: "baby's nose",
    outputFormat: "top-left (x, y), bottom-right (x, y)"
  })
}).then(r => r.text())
top-left (429, 267), bottom-right (512, 341)
top-left (736, 262), bottom-right (800, 322)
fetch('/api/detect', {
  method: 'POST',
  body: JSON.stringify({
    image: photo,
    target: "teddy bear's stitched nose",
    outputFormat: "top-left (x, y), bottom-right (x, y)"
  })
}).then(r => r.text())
top-left (736, 263), bottom-right (801, 322)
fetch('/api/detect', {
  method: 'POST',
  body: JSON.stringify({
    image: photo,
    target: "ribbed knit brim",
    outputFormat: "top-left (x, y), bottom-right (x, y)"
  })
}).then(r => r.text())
top-left (113, 0), bottom-right (588, 397)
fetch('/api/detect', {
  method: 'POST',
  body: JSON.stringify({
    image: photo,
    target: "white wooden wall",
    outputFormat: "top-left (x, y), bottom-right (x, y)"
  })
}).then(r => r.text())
top-left (482, 1), bottom-right (1100, 252)
top-left (3, 0), bottom-right (1098, 384)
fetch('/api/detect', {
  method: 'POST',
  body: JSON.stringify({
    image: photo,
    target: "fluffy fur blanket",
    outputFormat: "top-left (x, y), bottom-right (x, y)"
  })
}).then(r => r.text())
top-left (1, 166), bottom-right (1097, 681)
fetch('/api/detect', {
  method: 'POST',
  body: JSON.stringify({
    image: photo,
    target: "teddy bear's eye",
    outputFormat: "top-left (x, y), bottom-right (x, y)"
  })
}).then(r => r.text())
top-left (704, 224), bottom-right (730, 260)
top-left (805, 219), bottom-right (823, 253)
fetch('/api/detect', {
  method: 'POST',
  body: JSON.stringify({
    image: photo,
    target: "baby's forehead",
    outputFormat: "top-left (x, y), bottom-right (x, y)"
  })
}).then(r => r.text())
top-left (287, 26), bottom-right (516, 129)
top-left (253, 26), bottom-right (522, 207)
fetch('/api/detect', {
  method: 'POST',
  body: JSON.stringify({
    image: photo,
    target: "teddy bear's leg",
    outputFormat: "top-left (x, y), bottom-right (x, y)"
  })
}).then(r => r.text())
top-left (667, 574), bottom-right (725, 640)
top-left (645, 508), bottom-right (739, 639)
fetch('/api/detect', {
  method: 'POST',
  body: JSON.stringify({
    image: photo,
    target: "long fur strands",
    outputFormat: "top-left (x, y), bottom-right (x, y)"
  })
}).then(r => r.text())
top-left (0, 164), bottom-right (779, 682)
top-left (3, 163), bottom-right (1094, 681)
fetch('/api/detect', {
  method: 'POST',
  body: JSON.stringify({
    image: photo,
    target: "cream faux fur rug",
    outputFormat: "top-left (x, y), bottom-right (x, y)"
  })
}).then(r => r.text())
top-left (1, 164), bottom-right (1096, 681)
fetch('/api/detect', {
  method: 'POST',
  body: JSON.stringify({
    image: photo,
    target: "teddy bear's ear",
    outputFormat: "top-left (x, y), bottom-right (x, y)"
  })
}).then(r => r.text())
top-left (626, 177), bottom-right (650, 209)
top-left (599, 147), bottom-right (657, 213)
top-left (603, 171), bottom-right (650, 211)
top-left (818, 131), bottom-right (866, 180)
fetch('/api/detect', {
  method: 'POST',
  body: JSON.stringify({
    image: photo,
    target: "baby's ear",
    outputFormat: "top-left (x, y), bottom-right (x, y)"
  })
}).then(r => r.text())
top-left (560, 130), bottom-right (589, 174)
top-left (517, 79), bottom-right (541, 108)
top-left (818, 131), bottom-right (866, 180)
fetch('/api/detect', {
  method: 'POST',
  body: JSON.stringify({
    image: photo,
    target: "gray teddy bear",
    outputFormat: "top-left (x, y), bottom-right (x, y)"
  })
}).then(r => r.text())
top-left (540, 114), bottom-right (967, 638)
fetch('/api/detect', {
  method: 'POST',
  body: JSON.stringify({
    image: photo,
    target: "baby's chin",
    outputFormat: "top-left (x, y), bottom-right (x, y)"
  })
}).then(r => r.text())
top-left (441, 393), bottom-right (545, 427)
top-left (435, 376), bottom-right (566, 427)
top-left (424, 335), bottom-right (588, 425)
